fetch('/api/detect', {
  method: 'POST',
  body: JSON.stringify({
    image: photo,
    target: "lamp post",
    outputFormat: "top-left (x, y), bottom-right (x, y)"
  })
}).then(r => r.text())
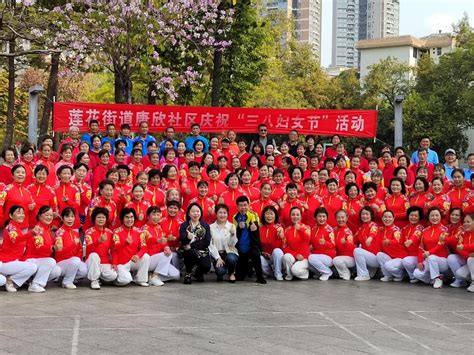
top-left (394, 94), bottom-right (405, 147)
top-left (28, 84), bottom-right (44, 147)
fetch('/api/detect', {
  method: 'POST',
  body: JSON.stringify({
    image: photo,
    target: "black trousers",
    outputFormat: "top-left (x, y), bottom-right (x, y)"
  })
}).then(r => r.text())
top-left (182, 249), bottom-right (211, 276)
top-left (235, 249), bottom-right (263, 280)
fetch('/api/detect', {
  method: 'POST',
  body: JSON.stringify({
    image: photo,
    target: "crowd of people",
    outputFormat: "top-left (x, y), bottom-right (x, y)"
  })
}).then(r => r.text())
top-left (0, 121), bottom-right (473, 293)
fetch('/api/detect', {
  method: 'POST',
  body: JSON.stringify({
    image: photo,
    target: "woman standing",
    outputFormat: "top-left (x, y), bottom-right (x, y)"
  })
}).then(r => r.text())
top-left (180, 203), bottom-right (212, 285)
top-left (144, 206), bottom-right (180, 286)
top-left (27, 165), bottom-right (57, 228)
top-left (0, 147), bottom-right (17, 185)
top-left (333, 210), bottom-right (357, 280)
top-left (384, 178), bottom-right (410, 228)
top-left (283, 207), bottom-right (311, 280)
top-left (451, 213), bottom-right (474, 292)
top-left (309, 207), bottom-right (336, 281)
top-left (55, 166), bottom-right (81, 229)
top-left (0, 206), bottom-right (37, 292)
top-left (426, 178), bottom-right (451, 223)
top-left (219, 173), bottom-right (246, 221)
top-left (259, 206), bottom-right (285, 281)
top-left (125, 184), bottom-right (151, 228)
top-left (52, 208), bottom-right (87, 290)
top-left (209, 204), bottom-right (239, 282)
top-left (23, 206), bottom-right (58, 292)
top-left (376, 210), bottom-right (407, 282)
top-left (353, 207), bottom-right (381, 281)
top-left (84, 208), bottom-right (117, 290)
top-left (413, 207), bottom-right (449, 288)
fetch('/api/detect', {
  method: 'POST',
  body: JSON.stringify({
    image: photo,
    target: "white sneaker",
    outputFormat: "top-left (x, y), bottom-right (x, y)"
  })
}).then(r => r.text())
top-left (275, 275), bottom-right (284, 281)
top-left (409, 278), bottom-right (419, 284)
top-left (149, 277), bottom-right (164, 286)
top-left (467, 284), bottom-right (474, 293)
top-left (354, 275), bottom-right (371, 281)
top-left (28, 283), bottom-right (45, 293)
top-left (62, 283), bottom-right (77, 290)
top-left (90, 280), bottom-right (101, 290)
top-left (393, 277), bottom-right (404, 282)
top-left (135, 281), bottom-right (149, 287)
top-left (5, 282), bottom-right (17, 293)
top-left (433, 278), bottom-right (443, 289)
top-left (380, 276), bottom-right (393, 282)
top-left (284, 276), bottom-right (293, 281)
top-left (319, 273), bottom-right (331, 281)
top-left (341, 275), bottom-right (351, 281)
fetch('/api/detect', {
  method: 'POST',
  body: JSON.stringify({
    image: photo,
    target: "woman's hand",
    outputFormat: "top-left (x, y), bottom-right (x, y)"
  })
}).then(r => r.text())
top-left (131, 255), bottom-right (139, 263)
top-left (216, 258), bottom-right (224, 268)
top-left (404, 239), bottom-right (413, 247)
top-left (296, 254), bottom-right (304, 261)
top-left (417, 262), bottom-right (424, 271)
top-left (164, 246), bottom-right (172, 257)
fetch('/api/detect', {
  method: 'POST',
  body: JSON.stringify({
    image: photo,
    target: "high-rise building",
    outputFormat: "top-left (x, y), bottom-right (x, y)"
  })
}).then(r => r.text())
top-left (332, 0), bottom-right (400, 68)
top-left (263, 0), bottom-right (322, 61)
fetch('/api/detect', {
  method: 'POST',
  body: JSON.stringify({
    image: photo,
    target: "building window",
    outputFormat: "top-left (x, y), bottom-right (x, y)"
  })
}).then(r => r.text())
top-left (413, 48), bottom-right (418, 58)
top-left (437, 47), bottom-right (442, 55)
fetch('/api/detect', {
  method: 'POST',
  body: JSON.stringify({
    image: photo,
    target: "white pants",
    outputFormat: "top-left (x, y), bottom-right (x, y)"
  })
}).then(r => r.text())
top-left (308, 254), bottom-right (333, 276)
top-left (116, 254), bottom-right (151, 285)
top-left (333, 256), bottom-right (355, 280)
top-left (260, 248), bottom-right (284, 278)
top-left (149, 252), bottom-right (180, 281)
top-left (376, 252), bottom-right (405, 279)
top-left (50, 257), bottom-right (87, 285)
top-left (26, 257), bottom-right (57, 287)
top-left (0, 260), bottom-right (37, 287)
top-left (86, 253), bottom-right (117, 282)
top-left (456, 257), bottom-right (474, 282)
top-left (447, 254), bottom-right (467, 284)
top-left (354, 248), bottom-right (378, 278)
top-left (283, 253), bottom-right (309, 280)
top-left (402, 256), bottom-right (418, 280)
top-left (413, 255), bottom-right (448, 283)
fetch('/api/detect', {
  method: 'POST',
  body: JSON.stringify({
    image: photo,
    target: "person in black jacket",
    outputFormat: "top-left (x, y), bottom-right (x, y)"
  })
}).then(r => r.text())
top-left (179, 203), bottom-right (211, 285)
top-left (233, 196), bottom-right (267, 284)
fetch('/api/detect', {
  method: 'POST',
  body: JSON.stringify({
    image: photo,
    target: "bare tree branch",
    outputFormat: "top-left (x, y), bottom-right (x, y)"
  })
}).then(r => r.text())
top-left (0, 49), bottom-right (61, 57)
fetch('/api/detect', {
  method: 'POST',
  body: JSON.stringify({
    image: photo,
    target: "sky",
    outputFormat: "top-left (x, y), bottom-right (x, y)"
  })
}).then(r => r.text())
top-left (320, 0), bottom-right (474, 67)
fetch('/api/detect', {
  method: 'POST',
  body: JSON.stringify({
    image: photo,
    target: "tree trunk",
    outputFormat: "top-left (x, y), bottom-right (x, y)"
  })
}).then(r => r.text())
top-left (40, 52), bottom-right (60, 137)
top-left (114, 69), bottom-right (132, 104)
top-left (4, 38), bottom-right (16, 149)
top-left (114, 69), bottom-right (125, 104)
top-left (147, 81), bottom-right (156, 105)
top-left (211, 49), bottom-right (222, 107)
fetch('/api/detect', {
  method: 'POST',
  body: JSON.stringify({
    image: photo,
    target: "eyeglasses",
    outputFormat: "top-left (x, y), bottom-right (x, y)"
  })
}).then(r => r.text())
top-left (260, 129), bottom-right (267, 132)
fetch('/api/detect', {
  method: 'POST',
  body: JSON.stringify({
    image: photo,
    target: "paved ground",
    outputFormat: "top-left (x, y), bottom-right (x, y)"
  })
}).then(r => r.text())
top-left (0, 277), bottom-right (473, 354)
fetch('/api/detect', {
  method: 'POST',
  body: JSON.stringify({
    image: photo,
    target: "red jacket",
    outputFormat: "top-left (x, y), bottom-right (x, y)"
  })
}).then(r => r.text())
top-left (250, 198), bottom-right (279, 219)
top-left (2, 183), bottom-right (35, 230)
top-left (55, 182), bottom-right (81, 228)
top-left (418, 224), bottom-right (449, 263)
top-left (0, 164), bottom-right (13, 185)
top-left (0, 221), bottom-right (31, 262)
top-left (241, 184), bottom-right (260, 202)
top-left (270, 182), bottom-right (287, 203)
top-left (385, 193), bottom-right (410, 228)
top-left (402, 223), bottom-right (423, 256)
top-left (355, 222), bottom-right (381, 255)
top-left (189, 196), bottom-right (216, 225)
top-left (426, 193), bottom-right (451, 223)
top-left (23, 222), bottom-right (54, 259)
top-left (283, 223), bottom-right (311, 258)
top-left (380, 224), bottom-right (407, 258)
top-left (35, 158), bottom-right (57, 187)
top-left (125, 199), bottom-right (151, 228)
top-left (207, 179), bottom-right (227, 202)
top-left (310, 224), bottom-right (336, 258)
top-left (111, 226), bottom-right (147, 265)
top-left (27, 182), bottom-right (57, 228)
top-left (322, 193), bottom-right (345, 227)
top-left (334, 225), bottom-right (356, 257)
top-left (54, 226), bottom-right (82, 262)
top-left (447, 186), bottom-right (470, 210)
top-left (84, 226), bottom-right (114, 263)
top-left (462, 191), bottom-right (474, 215)
top-left (147, 184), bottom-right (166, 207)
top-left (362, 197), bottom-right (386, 222)
top-left (260, 224), bottom-right (284, 254)
top-left (219, 187), bottom-right (246, 222)
top-left (409, 192), bottom-right (433, 215)
top-left (181, 175), bottom-right (201, 209)
top-left (279, 197), bottom-right (305, 227)
top-left (143, 222), bottom-right (168, 256)
top-left (85, 196), bottom-right (118, 230)
top-left (456, 230), bottom-right (474, 259)
top-left (300, 193), bottom-right (323, 226)
top-left (343, 197), bottom-right (364, 233)
top-left (159, 215), bottom-right (184, 250)
top-left (74, 180), bottom-right (92, 216)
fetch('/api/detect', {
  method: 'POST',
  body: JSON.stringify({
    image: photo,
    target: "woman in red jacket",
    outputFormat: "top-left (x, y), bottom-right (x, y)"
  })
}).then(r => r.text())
top-left (144, 206), bottom-right (180, 286)
top-left (125, 184), bottom-right (151, 229)
top-left (240, 169), bottom-right (260, 201)
top-left (23, 206), bottom-right (57, 292)
top-left (35, 143), bottom-right (57, 187)
top-left (283, 207), bottom-right (311, 280)
top-left (0, 205), bottom-right (37, 292)
top-left (84, 207), bottom-right (117, 290)
top-left (219, 173), bottom-right (246, 221)
top-left (343, 183), bottom-right (363, 233)
top-left (333, 209), bottom-right (357, 280)
top-left (2, 165), bottom-right (35, 231)
top-left (385, 178), bottom-right (410, 228)
top-left (426, 177), bottom-right (451, 224)
top-left (259, 206), bottom-right (285, 281)
top-left (409, 177), bottom-right (433, 215)
top-left (309, 207), bottom-right (336, 281)
top-left (353, 207), bottom-right (381, 281)
top-left (91, 149), bottom-right (111, 193)
top-left (55, 166), bottom-right (81, 229)
top-left (27, 164), bottom-right (57, 228)
top-left (413, 207), bottom-right (450, 288)
top-left (401, 206), bottom-right (425, 283)
top-left (19, 145), bottom-right (35, 186)
top-left (376, 210), bottom-right (407, 282)
top-left (447, 169), bottom-right (470, 209)
top-left (361, 182), bottom-right (386, 222)
top-left (322, 179), bottom-right (345, 228)
top-left (450, 213), bottom-right (474, 292)
top-left (112, 207), bottom-right (151, 287)
top-left (51, 208), bottom-right (87, 290)
top-left (0, 147), bottom-right (17, 185)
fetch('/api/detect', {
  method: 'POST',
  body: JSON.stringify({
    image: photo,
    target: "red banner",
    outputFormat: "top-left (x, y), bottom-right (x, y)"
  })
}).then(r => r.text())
top-left (53, 102), bottom-right (378, 138)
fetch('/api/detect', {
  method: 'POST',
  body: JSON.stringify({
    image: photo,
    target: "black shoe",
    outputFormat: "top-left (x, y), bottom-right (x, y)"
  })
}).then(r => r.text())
top-left (257, 278), bottom-right (267, 284)
top-left (216, 275), bottom-right (224, 282)
top-left (184, 274), bottom-right (192, 285)
top-left (193, 273), bottom-right (204, 282)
